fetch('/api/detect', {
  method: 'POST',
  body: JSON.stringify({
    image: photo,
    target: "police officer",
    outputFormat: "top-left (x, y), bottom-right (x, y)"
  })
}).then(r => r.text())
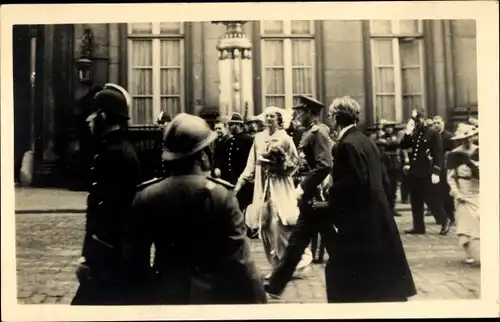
top-left (71, 83), bottom-right (142, 305)
top-left (400, 108), bottom-right (451, 235)
top-left (212, 116), bottom-right (237, 183)
top-left (123, 113), bottom-right (267, 305)
top-left (375, 120), bottom-right (403, 217)
top-left (228, 112), bottom-right (254, 211)
top-left (264, 95), bottom-right (335, 298)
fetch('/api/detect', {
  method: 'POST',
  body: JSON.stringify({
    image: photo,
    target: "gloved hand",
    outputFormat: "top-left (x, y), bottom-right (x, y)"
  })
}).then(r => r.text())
top-left (213, 168), bottom-right (222, 178)
top-left (405, 119), bottom-right (415, 135)
top-left (294, 185), bottom-right (304, 200)
top-left (431, 173), bottom-right (440, 184)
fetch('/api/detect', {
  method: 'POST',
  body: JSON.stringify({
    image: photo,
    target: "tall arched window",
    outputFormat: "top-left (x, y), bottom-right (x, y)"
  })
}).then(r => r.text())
top-left (370, 20), bottom-right (425, 122)
top-left (127, 23), bottom-right (185, 124)
top-left (260, 20), bottom-right (316, 110)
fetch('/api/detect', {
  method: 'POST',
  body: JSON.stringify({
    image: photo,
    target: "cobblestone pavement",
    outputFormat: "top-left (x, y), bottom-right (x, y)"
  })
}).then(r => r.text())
top-left (14, 212), bottom-right (480, 304)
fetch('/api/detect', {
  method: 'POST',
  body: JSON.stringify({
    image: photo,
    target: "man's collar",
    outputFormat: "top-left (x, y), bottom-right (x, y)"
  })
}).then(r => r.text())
top-left (337, 124), bottom-right (356, 141)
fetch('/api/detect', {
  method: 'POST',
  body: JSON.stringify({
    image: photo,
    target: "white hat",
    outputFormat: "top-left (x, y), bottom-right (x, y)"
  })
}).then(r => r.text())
top-left (451, 123), bottom-right (479, 140)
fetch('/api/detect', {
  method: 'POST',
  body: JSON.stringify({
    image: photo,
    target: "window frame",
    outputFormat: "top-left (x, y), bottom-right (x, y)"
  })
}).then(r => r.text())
top-left (127, 23), bottom-right (185, 125)
top-left (369, 20), bottom-right (426, 122)
top-left (259, 20), bottom-right (316, 110)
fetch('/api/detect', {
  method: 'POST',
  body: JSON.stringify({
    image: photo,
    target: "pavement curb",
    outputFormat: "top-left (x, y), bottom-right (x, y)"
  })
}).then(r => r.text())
top-left (15, 209), bottom-right (87, 214)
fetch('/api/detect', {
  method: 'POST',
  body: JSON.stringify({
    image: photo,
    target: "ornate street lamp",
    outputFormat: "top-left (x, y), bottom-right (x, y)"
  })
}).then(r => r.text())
top-left (75, 28), bottom-right (94, 85)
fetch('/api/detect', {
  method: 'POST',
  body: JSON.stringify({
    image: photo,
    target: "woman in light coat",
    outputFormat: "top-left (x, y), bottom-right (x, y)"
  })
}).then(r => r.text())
top-left (446, 123), bottom-right (480, 266)
top-left (234, 106), bottom-right (312, 275)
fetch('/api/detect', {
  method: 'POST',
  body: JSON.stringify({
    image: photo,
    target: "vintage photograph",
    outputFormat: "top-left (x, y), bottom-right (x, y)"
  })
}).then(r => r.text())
top-left (11, 18), bottom-right (482, 306)
top-left (2, 2), bottom-right (498, 320)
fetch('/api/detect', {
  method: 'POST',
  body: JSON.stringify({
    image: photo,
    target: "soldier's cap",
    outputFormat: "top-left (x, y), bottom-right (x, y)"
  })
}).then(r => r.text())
top-left (162, 113), bottom-right (218, 161)
top-left (292, 95), bottom-right (325, 113)
top-left (228, 112), bottom-right (244, 124)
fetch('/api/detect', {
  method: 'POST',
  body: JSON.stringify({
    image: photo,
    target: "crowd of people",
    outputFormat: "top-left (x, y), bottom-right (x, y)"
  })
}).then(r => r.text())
top-left (70, 82), bottom-right (480, 306)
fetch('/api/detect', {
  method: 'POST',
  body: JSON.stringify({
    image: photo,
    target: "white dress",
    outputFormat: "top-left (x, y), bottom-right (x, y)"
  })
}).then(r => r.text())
top-left (237, 129), bottom-right (312, 269)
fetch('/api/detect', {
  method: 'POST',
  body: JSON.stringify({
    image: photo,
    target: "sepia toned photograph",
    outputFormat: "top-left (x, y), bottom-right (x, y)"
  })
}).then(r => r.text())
top-left (2, 2), bottom-right (499, 321)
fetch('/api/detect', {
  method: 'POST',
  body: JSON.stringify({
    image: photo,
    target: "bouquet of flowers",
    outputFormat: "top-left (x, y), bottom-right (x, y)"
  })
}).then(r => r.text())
top-left (259, 142), bottom-right (296, 178)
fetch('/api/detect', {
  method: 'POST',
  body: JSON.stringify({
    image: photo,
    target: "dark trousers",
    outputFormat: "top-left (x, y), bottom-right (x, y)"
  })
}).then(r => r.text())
top-left (439, 177), bottom-right (455, 222)
top-left (400, 170), bottom-right (410, 202)
top-left (266, 200), bottom-right (336, 295)
top-left (408, 176), bottom-right (447, 232)
top-left (387, 169), bottom-right (400, 212)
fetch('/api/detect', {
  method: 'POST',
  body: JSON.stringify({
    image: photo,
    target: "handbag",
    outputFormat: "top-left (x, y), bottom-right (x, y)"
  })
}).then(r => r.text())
top-left (245, 177), bottom-right (270, 232)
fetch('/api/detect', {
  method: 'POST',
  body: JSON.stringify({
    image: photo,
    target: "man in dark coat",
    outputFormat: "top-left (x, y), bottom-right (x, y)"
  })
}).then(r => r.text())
top-left (212, 116), bottom-right (236, 183)
top-left (323, 96), bottom-right (417, 303)
top-left (400, 109), bottom-right (451, 235)
top-left (264, 95), bottom-right (336, 299)
top-left (228, 112), bottom-right (254, 211)
top-left (433, 115), bottom-right (457, 224)
top-left (122, 113), bottom-right (267, 305)
top-left (375, 120), bottom-right (403, 216)
top-left (71, 83), bottom-right (142, 305)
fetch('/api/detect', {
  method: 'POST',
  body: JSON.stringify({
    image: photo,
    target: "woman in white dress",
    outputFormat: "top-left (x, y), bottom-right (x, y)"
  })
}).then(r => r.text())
top-left (234, 106), bottom-right (312, 275)
top-left (446, 123), bottom-right (480, 266)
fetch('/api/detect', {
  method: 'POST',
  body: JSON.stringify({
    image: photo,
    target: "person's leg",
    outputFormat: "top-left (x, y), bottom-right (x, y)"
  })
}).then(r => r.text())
top-left (265, 202), bottom-right (316, 295)
top-left (424, 179), bottom-right (450, 235)
top-left (405, 177), bottom-right (426, 233)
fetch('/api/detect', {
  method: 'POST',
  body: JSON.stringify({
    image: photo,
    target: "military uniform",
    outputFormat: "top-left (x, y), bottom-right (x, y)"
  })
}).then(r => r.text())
top-left (265, 96), bottom-right (336, 297)
top-left (400, 122), bottom-right (448, 234)
top-left (71, 84), bottom-right (142, 305)
top-left (122, 113), bottom-right (267, 305)
top-left (212, 134), bottom-right (238, 184)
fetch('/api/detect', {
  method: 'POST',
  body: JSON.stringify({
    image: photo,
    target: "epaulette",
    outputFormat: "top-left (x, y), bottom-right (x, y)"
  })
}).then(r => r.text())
top-left (206, 176), bottom-right (235, 190)
top-left (136, 177), bottom-right (165, 191)
top-left (310, 124), bottom-right (319, 132)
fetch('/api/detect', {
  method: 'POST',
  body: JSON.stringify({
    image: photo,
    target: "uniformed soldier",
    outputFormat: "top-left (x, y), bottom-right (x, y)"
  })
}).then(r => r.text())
top-left (122, 113), bottom-right (267, 305)
top-left (399, 108), bottom-right (451, 235)
top-left (228, 112), bottom-right (254, 211)
top-left (212, 116), bottom-right (238, 183)
top-left (264, 95), bottom-right (336, 298)
top-left (71, 83), bottom-right (142, 305)
top-left (375, 119), bottom-right (403, 217)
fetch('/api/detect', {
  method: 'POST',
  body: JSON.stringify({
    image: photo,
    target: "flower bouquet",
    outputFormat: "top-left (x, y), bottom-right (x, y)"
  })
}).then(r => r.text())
top-left (259, 142), bottom-right (296, 178)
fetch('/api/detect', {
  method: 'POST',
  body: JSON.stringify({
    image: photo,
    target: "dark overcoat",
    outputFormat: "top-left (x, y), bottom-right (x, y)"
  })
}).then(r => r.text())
top-left (326, 126), bottom-right (417, 303)
top-left (123, 174), bottom-right (267, 305)
top-left (71, 129), bottom-right (142, 305)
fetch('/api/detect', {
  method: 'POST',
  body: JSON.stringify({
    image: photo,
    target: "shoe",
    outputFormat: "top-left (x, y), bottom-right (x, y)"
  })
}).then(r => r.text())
top-left (425, 212), bottom-right (432, 217)
top-left (404, 228), bottom-right (426, 235)
top-left (263, 282), bottom-right (281, 300)
top-left (439, 219), bottom-right (451, 235)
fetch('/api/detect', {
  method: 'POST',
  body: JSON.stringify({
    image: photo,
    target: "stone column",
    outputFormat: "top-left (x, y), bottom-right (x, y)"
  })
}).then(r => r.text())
top-left (212, 21), bottom-right (253, 117)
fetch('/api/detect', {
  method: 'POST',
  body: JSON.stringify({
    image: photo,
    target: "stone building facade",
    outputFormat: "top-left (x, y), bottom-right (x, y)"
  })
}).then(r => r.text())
top-left (13, 20), bottom-right (478, 186)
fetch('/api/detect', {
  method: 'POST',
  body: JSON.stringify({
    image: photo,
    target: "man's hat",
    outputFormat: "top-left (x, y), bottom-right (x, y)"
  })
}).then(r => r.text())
top-left (380, 119), bottom-right (398, 128)
top-left (228, 112), bottom-right (244, 124)
top-left (292, 95), bottom-right (325, 113)
top-left (246, 115), bottom-right (262, 124)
